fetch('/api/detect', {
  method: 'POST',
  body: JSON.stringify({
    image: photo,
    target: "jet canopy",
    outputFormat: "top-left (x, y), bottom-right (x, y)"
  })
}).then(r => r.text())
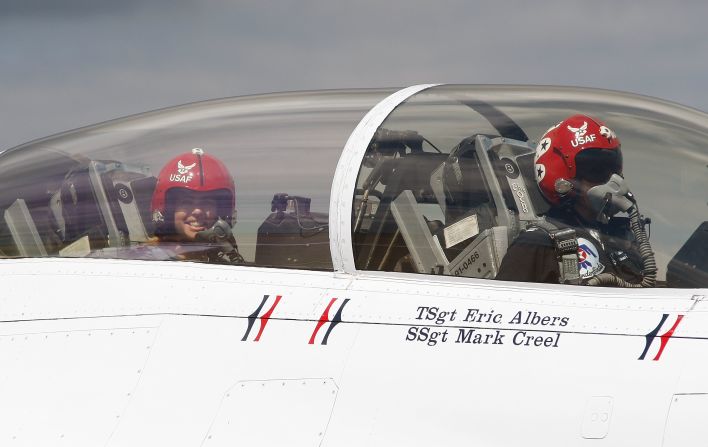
top-left (0, 85), bottom-right (706, 287)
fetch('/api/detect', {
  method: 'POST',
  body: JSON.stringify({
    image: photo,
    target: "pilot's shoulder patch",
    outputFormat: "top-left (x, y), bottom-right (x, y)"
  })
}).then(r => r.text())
top-left (577, 237), bottom-right (605, 278)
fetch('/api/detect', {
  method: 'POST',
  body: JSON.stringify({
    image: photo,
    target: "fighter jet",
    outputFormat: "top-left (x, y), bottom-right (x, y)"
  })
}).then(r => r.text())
top-left (0, 84), bottom-right (706, 446)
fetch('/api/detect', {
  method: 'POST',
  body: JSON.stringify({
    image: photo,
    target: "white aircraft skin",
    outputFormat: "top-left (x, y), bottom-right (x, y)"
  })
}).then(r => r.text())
top-left (0, 85), bottom-right (707, 446)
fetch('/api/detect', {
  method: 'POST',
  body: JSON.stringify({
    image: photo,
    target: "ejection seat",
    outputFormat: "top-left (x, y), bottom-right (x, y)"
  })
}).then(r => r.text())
top-left (0, 157), bottom-right (157, 258)
top-left (354, 151), bottom-right (449, 272)
top-left (386, 134), bottom-right (548, 278)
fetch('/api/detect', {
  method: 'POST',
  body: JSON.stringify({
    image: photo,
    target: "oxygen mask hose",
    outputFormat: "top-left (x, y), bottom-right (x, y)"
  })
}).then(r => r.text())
top-left (586, 204), bottom-right (657, 287)
top-left (629, 205), bottom-right (657, 287)
top-left (584, 175), bottom-right (656, 287)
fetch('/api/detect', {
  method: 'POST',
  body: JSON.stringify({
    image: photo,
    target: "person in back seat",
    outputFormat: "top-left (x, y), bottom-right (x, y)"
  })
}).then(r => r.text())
top-left (496, 114), bottom-right (654, 287)
top-left (150, 148), bottom-right (243, 264)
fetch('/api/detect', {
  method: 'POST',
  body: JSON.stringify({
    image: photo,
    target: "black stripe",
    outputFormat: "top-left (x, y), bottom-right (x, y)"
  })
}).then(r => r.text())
top-left (638, 313), bottom-right (668, 360)
top-left (241, 294), bottom-right (269, 341)
top-left (3, 312), bottom-right (707, 342)
top-left (321, 298), bottom-right (350, 345)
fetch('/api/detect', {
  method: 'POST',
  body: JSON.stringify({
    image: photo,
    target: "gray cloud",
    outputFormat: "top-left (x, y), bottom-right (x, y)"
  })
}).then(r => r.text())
top-left (0, 0), bottom-right (195, 18)
top-left (2, 0), bottom-right (708, 149)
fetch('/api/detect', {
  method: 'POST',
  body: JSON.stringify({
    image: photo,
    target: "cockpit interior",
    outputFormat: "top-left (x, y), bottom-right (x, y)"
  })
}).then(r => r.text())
top-left (1, 86), bottom-right (706, 287)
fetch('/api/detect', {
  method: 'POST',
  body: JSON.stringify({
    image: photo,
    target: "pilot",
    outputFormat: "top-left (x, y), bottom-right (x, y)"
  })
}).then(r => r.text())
top-left (496, 114), bottom-right (655, 287)
top-left (150, 148), bottom-right (244, 264)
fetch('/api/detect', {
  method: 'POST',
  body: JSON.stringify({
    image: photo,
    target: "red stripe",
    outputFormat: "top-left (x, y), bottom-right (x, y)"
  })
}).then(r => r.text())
top-left (309, 298), bottom-right (337, 345)
top-left (653, 315), bottom-right (684, 361)
top-left (254, 295), bottom-right (282, 342)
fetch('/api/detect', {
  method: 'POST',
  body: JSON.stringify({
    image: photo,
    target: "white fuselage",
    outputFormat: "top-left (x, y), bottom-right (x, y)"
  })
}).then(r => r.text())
top-left (1, 257), bottom-right (705, 446)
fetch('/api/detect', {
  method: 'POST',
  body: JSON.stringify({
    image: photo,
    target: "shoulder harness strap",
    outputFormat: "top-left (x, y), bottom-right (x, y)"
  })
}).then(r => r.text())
top-left (528, 220), bottom-right (581, 285)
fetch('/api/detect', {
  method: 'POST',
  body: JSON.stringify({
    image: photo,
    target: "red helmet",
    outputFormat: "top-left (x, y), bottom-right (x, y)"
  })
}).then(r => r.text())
top-left (151, 148), bottom-right (235, 229)
top-left (534, 114), bottom-right (622, 205)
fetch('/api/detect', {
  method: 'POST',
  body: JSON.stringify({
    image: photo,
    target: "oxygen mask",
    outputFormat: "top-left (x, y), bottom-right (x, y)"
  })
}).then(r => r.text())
top-left (583, 173), bottom-right (657, 288)
top-left (195, 218), bottom-right (244, 264)
top-left (195, 218), bottom-right (233, 243)
top-left (586, 174), bottom-right (636, 224)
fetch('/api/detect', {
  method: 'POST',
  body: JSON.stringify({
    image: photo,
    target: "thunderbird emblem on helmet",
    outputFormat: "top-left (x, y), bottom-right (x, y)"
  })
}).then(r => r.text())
top-left (567, 121), bottom-right (596, 147)
top-left (170, 160), bottom-right (197, 183)
top-left (177, 160), bottom-right (196, 175)
top-left (567, 122), bottom-right (588, 139)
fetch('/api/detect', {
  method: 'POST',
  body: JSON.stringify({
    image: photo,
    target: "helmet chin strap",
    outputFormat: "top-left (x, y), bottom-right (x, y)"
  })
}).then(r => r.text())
top-left (586, 174), bottom-right (636, 224)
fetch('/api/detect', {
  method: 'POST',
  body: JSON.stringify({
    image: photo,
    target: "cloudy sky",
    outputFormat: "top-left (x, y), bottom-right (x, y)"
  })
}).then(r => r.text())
top-left (2, 0), bottom-right (708, 150)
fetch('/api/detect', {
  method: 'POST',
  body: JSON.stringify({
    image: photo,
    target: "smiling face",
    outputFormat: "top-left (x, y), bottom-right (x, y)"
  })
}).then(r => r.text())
top-left (172, 191), bottom-right (219, 242)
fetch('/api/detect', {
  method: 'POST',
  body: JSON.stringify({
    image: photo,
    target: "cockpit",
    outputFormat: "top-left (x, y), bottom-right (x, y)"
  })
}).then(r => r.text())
top-left (0, 89), bottom-right (394, 270)
top-left (0, 85), bottom-right (706, 288)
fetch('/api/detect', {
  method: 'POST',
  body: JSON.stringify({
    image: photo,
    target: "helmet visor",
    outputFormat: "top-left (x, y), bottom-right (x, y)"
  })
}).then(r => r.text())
top-left (575, 147), bottom-right (623, 184)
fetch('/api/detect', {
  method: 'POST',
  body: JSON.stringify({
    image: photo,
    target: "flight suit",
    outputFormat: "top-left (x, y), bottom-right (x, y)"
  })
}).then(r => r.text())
top-left (496, 209), bottom-right (643, 285)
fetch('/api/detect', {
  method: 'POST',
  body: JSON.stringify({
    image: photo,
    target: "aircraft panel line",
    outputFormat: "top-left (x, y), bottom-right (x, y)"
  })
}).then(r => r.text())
top-left (1, 313), bottom-right (708, 341)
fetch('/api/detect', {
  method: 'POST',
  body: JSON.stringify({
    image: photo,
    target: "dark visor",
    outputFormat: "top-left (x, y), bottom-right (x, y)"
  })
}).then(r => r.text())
top-left (575, 148), bottom-right (623, 184)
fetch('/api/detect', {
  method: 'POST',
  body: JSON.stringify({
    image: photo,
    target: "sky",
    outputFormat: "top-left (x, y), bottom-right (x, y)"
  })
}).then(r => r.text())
top-left (2, 0), bottom-right (708, 150)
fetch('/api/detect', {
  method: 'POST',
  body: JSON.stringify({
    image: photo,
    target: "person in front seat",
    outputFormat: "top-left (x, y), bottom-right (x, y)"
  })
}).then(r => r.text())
top-left (496, 114), bottom-right (655, 287)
